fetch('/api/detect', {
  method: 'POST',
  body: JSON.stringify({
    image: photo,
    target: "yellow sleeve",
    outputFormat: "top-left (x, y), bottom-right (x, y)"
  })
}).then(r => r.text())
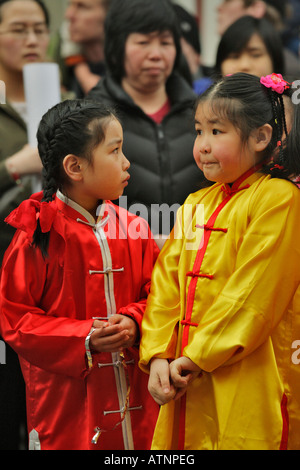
top-left (184, 182), bottom-right (300, 372)
top-left (139, 206), bottom-right (185, 372)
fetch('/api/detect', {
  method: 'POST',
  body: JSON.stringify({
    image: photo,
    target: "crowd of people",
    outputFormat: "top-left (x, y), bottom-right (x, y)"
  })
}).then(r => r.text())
top-left (0, 0), bottom-right (299, 451)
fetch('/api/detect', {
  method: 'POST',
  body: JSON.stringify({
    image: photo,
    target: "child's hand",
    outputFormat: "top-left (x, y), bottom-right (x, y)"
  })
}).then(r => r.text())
top-left (148, 358), bottom-right (176, 405)
top-left (169, 356), bottom-right (201, 401)
top-left (90, 315), bottom-right (137, 353)
top-left (90, 318), bottom-right (128, 353)
top-left (107, 314), bottom-right (138, 348)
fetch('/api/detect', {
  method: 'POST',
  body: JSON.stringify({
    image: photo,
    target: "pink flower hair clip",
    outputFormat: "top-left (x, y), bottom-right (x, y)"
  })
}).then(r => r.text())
top-left (260, 73), bottom-right (290, 94)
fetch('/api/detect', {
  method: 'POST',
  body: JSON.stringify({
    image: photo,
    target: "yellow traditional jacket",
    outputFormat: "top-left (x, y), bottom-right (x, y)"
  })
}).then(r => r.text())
top-left (140, 169), bottom-right (300, 450)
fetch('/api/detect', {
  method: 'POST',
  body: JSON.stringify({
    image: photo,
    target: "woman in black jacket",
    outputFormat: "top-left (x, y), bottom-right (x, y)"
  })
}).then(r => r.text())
top-left (87, 0), bottom-right (203, 244)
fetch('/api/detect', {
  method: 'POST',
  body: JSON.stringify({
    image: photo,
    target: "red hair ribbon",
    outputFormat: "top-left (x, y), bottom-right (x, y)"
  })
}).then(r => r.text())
top-left (5, 197), bottom-right (57, 239)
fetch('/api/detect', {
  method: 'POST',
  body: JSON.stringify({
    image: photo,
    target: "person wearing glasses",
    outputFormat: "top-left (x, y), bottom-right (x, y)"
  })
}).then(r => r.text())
top-left (0, 0), bottom-right (50, 262)
top-left (0, 0), bottom-right (50, 450)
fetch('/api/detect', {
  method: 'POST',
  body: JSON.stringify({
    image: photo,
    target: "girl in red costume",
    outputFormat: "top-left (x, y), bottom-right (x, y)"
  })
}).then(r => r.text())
top-left (0, 99), bottom-right (159, 450)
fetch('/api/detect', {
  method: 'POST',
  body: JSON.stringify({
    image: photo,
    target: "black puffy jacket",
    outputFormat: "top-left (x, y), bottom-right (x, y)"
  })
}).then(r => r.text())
top-left (88, 73), bottom-right (203, 234)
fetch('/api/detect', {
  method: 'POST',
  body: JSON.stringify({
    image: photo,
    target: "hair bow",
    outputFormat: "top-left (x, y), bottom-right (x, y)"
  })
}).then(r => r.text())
top-left (260, 73), bottom-right (290, 94)
top-left (5, 198), bottom-right (57, 239)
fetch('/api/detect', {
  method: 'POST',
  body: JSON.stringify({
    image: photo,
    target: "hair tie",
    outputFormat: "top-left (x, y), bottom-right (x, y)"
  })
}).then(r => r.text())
top-left (5, 198), bottom-right (57, 239)
top-left (270, 164), bottom-right (284, 171)
top-left (260, 73), bottom-right (290, 94)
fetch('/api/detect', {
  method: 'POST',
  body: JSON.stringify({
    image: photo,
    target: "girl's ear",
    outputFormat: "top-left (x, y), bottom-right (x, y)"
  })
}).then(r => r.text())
top-left (63, 154), bottom-right (84, 182)
top-left (254, 123), bottom-right (273, 152)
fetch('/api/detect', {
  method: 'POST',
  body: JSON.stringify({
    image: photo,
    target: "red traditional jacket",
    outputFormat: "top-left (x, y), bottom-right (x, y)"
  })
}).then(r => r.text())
top-left (0, 191), bottom-right (159, 450)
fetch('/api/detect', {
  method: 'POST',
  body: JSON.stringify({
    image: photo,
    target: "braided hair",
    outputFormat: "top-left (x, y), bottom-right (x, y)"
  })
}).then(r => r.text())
top-left (33, 99), bottom-right (118, 257)
top-left (196, 72), bottom-right (300, 182)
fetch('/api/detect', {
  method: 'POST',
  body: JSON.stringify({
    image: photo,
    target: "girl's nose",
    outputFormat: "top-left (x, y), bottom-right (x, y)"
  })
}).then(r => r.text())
top-left (236, 54), bottom-right (251, 73)
top-left (199, 139), bottom-right (211, 154)
top-left (122, 153), bottom-right (130, 170)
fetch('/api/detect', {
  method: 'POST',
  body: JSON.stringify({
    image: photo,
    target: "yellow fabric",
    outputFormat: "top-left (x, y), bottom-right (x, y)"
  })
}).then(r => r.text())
top-left (140, 172), bottom-right (300, 450)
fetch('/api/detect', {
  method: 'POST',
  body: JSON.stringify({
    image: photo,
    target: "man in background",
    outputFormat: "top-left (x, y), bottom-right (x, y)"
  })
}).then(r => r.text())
top-left (49, 0), bottom-right (110, 97)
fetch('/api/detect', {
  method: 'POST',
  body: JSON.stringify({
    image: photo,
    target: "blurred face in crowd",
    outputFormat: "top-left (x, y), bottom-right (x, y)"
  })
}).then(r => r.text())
top-left (65, 0), bottom-right (107, 44)
top-left (218, 0), bottom-right (255, 35)
top-left (122, 31), bottom-right (177, 94)
top-left (221, 33), bottom-right (273, 76)
top-left (0, 0), bottom-right (49, 73)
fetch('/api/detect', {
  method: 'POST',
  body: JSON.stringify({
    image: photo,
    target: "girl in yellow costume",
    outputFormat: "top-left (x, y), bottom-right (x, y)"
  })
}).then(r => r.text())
top-left (139, 72), bottom-right (300, 450)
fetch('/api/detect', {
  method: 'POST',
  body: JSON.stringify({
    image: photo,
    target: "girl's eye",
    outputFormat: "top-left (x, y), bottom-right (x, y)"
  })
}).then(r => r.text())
top-left (137, 40), bottom-right (149, 45)
top-left (196, 129), bottom-right (202, 136)
top-left (227, 53), bottom-right (240, 60)
top-left (213, 129), bottom-right (221, 135)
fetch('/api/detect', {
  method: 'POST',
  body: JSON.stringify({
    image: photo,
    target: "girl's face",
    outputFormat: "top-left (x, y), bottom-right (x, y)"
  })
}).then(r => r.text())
top-left (78, 118), bottom-right (130, 212)
top-left (122, 30), bottom-right (176, 93)
top-left (0, 0), bottom-right (49, 73)
top-left (193, 101), bottom-right (261, 184)
top-left (221, 33), bottom-right (273, 77)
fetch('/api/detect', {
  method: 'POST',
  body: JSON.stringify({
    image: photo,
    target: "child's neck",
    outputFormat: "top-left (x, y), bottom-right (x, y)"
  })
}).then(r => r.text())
top-left (62, 188), bottom-right (102, 222)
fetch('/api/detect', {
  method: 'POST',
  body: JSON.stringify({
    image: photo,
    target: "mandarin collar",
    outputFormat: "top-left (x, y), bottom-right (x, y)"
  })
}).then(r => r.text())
top-left (55, 190), bottom-right (107, 226)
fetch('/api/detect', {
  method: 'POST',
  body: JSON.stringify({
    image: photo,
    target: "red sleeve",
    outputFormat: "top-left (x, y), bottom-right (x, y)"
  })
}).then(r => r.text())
top-left (0, 231), bottom-right (93, 379)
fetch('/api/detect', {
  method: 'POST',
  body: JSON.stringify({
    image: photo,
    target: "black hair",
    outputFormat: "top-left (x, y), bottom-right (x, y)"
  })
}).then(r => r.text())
top-left (196, 72), bottom-right (300, 182)
top-left (33, 99), bottom-right (118, 257)
top-left (0, 0), bottom-right (50, 26)
top-left (215, 16), bottom-right (285, 77)
top-left (104, 0), bottom-right (182, 82)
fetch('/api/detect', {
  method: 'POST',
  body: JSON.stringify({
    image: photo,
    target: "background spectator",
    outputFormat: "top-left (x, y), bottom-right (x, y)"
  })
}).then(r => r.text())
top-left (215, 16), bottom-right (285, 77)
top-left (217, 0), bottom-right (299, 75)
top-left (49, 0), bottom-right (111, 97)
top-left (88, 0), bottom-right (202, 246)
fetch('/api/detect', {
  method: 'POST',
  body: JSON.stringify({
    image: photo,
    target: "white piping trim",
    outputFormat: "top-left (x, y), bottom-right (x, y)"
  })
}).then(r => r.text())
top-left (56, 190), bottom-right (106, 225)
top-left (93, 222), bottom-right (134, 450)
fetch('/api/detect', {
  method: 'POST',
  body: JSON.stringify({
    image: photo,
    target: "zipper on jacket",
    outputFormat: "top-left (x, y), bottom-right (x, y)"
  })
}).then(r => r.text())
top-left (156, 123), bottom-right (172, 204)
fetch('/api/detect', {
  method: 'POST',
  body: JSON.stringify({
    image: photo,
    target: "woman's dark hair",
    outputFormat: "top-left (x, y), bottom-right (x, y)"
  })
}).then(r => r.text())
top-left (196, 72), bottom-right (300, 182)
top-left (0, 0), bottom-right (50, 26)
top-left (215, 16), bottom-right (285, 77)
top-left (33, 99), bottom-right (118, 256)
top-left (104, 0), bottom-right (182, 82)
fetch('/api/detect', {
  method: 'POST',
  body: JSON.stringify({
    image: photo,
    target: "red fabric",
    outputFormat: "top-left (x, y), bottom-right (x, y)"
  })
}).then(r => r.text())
top-left (280, 394), bottom-right (289, 450)
top-left (147, 99), bottom-right (171, 124)
top-left (5, 194), bottom-right (57, 239)
top-left (0, 193), bottom-right (159, 450)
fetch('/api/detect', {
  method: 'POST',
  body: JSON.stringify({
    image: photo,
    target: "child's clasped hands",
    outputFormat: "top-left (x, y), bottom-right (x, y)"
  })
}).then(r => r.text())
top-left (148, 357), bottom-right (202, 406)
top-left (90, 314), bottom-right (138, 353)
